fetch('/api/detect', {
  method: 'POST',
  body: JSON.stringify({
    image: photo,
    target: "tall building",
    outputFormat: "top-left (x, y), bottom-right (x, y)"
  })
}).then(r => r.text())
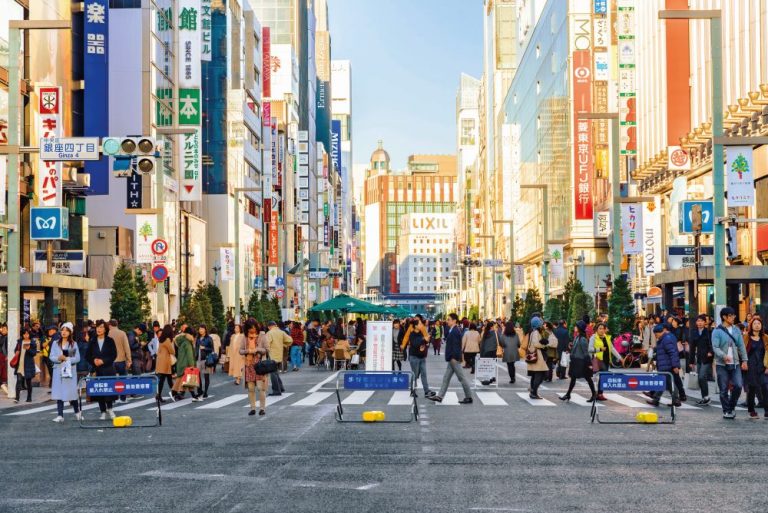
top-left (398, 213), bottom-right (456, 295)
top-left (363, 143), bottom-right (457, 298)
top-left (331, 60), bottom-right (354, 293)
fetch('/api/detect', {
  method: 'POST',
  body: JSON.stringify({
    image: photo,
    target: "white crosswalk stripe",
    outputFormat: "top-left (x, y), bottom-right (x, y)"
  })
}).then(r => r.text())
top-left (341, 391), bottom-right (374, 405)
top-left (196, 394), bottom-right (248, 410)
top-left (568, 393), bottom-right (599, 407)
top-left (242, 393), bottom-right (294, 407)
top-left (388, 391), bottom-right (413, 405)
top-left (437, 392), bottom-right (459, 405)
top-left (516, 392), bottom-right (555, 406)
top-left (603, 393), bottom-right (646, 408)
top-left (113, 398), bottom-right (158, 412)
top-left (292, 391), bottom-right (333, 406)
top-left (475, 392), bottom-right (507, 406)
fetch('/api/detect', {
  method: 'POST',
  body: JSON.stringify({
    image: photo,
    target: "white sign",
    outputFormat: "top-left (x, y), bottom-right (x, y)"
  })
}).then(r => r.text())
top-left (594, 52), bottom-right (609, 81)
top-left (308, 271), bottom-right (328, 279)
top-left (514, 265), bottom-right (525, 287)
top-left (177, 0), bottom-right (201, 89)
top-left (594, 210), bottom-right (610, 237)
top-left (483, 259), bottom-right (503, 267)
top-left (179, 128), bottom-right (201, 201)
top-left (40, 137), bottom-right (100, 161)
top-left (367, 321), bottom-right (393, 371)
top-left (220, 247), bottom-right (234, 281)
top-left (36, 86), bottom-right (63, 206)
top-left (620, 203), bottom-right (643, 255)
top-left (667, 145), bottom-right (690, 171)
top-left (549, 244), bottom-right (565, 281)
top-left (667, 246), bottom-right (714, 270)
top-left (200, 0), bottom-right (212, 61)
top-left (33, 250), bottom-right (86, 275)
top-left (726, 145), bottom-right (755, 207)
top-left (267, 266), bottom-right (278, 287)
top-left (642, 198), bottom-right (662, 276)
top-left (135, 214), bottom-right (158, 264)
top-left (475, 357), bottom-right (498, 387)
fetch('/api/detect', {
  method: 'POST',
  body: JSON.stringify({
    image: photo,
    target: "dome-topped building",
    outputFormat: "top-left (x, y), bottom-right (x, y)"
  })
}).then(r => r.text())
top-left (370, 140), bottom-right (390, 173)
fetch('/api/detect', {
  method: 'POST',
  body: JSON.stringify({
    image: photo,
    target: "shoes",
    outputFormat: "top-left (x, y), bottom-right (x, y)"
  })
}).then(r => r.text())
top-left (749, 411), bottom-right (759, 420)
top-left (596, 394), bottom-right (608, 401)
top-left (529, 394), bottom-right (543, 400)
top-left (234, 380), bottom-right (240, 385)
top-left (480, 380), bottom-right (491, 386)
top-left (259, 409), bottom-right (266, 416)
top-left (99, 413), bottom-right (107, 421)
top-left (268, 392), bottom-right (282, 397)
top-left (52, 416), bottom-right (64, 423)
top-left (75, 412), bottom-right (83, 421)
top-left (202, 393), bottom-right (208, 399)
top-left (458, 397), bottom-right (473, 404)
top-left (281, 389), bottom-right (286, 393)
top-left (679, 395), bottom-right (687, 402)
top-left (558, 395), bottom-right (570, 402)
top-left (168, 392), bottom-right (176, 402)
top-left (696, 397), bottom-right (711, 406)
top-left (191, 397), bottom-right (201, 402)
top-left (0, 384), bottom-right (8, 395)
top-left (723, 411), bottom-right (736, 419)
top-left (426, 391), bottom-right (436, 397)
top-left (292, 368), bottom-right (299, 372)
top-left (642, 392), bottom-right (655, 398)
top-left (248, 409), bottom-right (256, 416)
top-left (764, 412), bottom-right (768, 419)
top-left (108, 409), bottom-right (116, 420)
top-left (646, 400), bottom-right (660, 407)
top-left (509, 379), bottom-right (515, 384)
top-left (672, 401), bottom-right (682, 407)
top-left (427, 395), bottom-right (443, 403)
top-left (25, 398), bottom-right (32, 403)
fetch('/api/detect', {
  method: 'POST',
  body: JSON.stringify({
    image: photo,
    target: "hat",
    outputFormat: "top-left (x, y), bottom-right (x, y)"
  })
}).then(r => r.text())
top-left (530, 317), bottom-right (543, 330)
top-left (576, 320), bottom-right (587, 333)
top-left (60, 322), bottom-right (74, 332)
top-left (46, 325), bottom-right (58, 332)
top-left (652, 324), bottom-right (665, 333)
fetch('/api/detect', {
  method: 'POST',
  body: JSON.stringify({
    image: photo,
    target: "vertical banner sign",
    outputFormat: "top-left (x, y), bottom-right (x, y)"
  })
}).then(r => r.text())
top-left (572, 50), bottom-right (593, 220)
top-left (367, 321), bottom-right (393, 371)
top-left (179, 129), bottom-right (202, 201)
top-left (621, 203), bottom-right (643, 255)
top-left (200, 0), bottom-right (212, 61)
top-left (262, 27), bottom-right (271, 98)
top-left (0, 156), bottom-right (6, 216)
top-left (84, 0), bottom-right (109, 195)
top-left (514, 265), bottom-right (525, 287)
top-left (331, 119), bottom-right (341, 174)
top-left (268, 210), bottom-right (279, 265)
top-left (642, 197), bottom-right (662, 276)
top-left (135, 215), bottom-right (158, 264)
top-left (126, 171), bottom-right (142, 209)
top-left (726, 146), bottom-right (755, 207)
top-left (37, 87), bottom-right (63, 206)
top-left (548, 244), bottom-right (565, 281)
top-left (220, 247), bottom-right (234, 281)
top-left (617, 0), bottom-right (637, 155)
top-left (594, 210), bottom-right (610, 237)
top-left (271, 119), bottom-right (278, 185)
top-left (178, 0), bottom-right (201, 89)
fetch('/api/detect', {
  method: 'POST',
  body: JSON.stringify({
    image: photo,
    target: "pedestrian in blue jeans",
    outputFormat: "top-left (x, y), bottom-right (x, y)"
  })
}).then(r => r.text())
top-left (401, 315), bottom-right (435, 398)
top-left (711, 307), bottom-right (748, 419)
top-left (289, 322), bottom-right (304, 371)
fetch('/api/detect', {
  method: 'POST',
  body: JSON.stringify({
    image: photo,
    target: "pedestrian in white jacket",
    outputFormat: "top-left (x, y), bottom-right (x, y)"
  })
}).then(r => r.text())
top-left (50, 322), bottom-right (82, 423)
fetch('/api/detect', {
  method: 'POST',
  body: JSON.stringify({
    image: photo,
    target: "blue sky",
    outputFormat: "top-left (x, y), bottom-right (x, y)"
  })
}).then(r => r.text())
top-left (327, 0), bottom-right (483, 169)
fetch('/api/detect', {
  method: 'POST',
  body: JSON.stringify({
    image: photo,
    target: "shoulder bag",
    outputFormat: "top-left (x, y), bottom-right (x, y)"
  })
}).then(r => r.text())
top-left (525, 332), bottom-right (538, 364)
top-left (254, 350), bottom-right (278, 376)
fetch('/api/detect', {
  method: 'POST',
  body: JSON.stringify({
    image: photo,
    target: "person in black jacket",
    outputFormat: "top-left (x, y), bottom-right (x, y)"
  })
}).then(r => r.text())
top-left (428, 313), bottom-right (472, 404)
top-left (554, 320), bottom-right (570, 379)
top-left (86, 320), bottom-right (118, 420)
top-left (688, 314), bottom-right (714, 405)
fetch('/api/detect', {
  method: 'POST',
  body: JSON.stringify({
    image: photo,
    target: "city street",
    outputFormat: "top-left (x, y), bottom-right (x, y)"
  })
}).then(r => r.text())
top-left (2, 357), bottom-right (767, 513)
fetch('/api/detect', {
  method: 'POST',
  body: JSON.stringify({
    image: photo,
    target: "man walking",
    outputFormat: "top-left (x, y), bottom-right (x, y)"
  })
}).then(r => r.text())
top-left (646, 323), bottom-right (682, 407)
top-left (688, 314), bottom-right (714, 405)
top-left (427, 313), bottom-right (472, 404)
top-left (109, 319), bottom-right (132, 403)
top-left (266, 321), bottom-right (291, 395)
top-left (711, 307), bottom-right (748, 419)
top-left (554, 320), bottom-right (570, 379)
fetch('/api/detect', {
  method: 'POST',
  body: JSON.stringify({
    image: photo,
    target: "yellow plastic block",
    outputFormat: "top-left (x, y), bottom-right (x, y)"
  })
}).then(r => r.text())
top-left (362, 410), bottom-right (386, 422)
top-left (635, 411), bottom-right (659, 424)
top-left (113, 416), bottom-right (133, 428)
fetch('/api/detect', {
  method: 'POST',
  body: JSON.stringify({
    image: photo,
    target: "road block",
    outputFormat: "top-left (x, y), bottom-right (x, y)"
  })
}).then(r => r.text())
top-left (590, 372), bottom-right (676, 425)
top-left (335, 371), bottom-right (417, 423)
top-left (78, 375), bottom-right (162, 429)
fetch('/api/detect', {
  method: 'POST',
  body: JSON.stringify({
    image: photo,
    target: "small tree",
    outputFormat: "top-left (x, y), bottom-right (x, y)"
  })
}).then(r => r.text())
top-left (608, 275), bottom-right (635, 336)
top-left (467, 305), bottom-right (479, 321)
top-left (509, 295), bottom-right (524, 326)
top-left (563, 273), bottom-right (584, 318)
top-left (543, 297), bottom-right (565, 323)
top-left (521, 288), bottom-right (543, 332)
top-left (133, 267), bottom-right (152, 324)
top-left (568, 291), bottom-right (595, 329)
top-left (247, 289), bottom-right (263, 322)
top-left (205, 283), bottom-right (226, 334)
top-left (110, 262), bottom-right (141, 329)
top-left (179, 282), bottom-right (214, 328)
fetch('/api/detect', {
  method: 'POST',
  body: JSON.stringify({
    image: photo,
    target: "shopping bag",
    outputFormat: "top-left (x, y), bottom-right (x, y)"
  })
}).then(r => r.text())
top-left (351, 354), bottom-right (360, 365)
top-left (684, 371), bottom-right (699, 390)
top-left (60, 360), bottom-right (73, 379)
top-left (560, 352), bottom-right (570, 367)
top-left (182, 367), bottom-right (200, 388)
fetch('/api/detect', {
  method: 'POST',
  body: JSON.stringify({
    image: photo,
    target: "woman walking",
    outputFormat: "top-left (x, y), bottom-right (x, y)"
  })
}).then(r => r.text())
top-left (289, 321), bottom-right (304, 371)
top-left (155, 325), bottom-right (176, 403)
top-left (461, 323), bottom-right (481, 374)
top-left (499, 321), bottom-right (520, 384)
top-left (240, 324), bottom-right (269, 416)
top-left (392, 320), bottom-right (405, 371)
top-left (50, 323), bottom-right (82, 422)
top-left (195, 325), bottom-right (214, 400)
top-left (524, 317), bottom-right (549, 400)
top-left (227, 324), bottom-right (245, 385)
top-left (744, 316), bottom-right (768, 419)
top-left (85, 320), bottom-right (117, 420)
top-left (588, 323), bottom-right (612, 401)
top-left (172, 327), bottom-right (197, 400)
top-left (431, 321), bottom-right (443, 356)
top-left (559, 321), bottom-right (597, 402)
top-left (11, 329), bottom-right (37, 403)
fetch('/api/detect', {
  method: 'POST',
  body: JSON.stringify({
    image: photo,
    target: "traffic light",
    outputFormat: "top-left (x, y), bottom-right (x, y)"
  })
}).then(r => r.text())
top-left (102, 137), bottom-right (157, 174)
top-left (726, 224), bottom-right (739, 261)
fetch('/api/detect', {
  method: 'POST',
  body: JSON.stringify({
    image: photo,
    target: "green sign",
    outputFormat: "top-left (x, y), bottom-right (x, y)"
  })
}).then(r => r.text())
top-left (156, 88), bottom-right (172, 127)
top-left (178, 88), bottom-right (201, 125)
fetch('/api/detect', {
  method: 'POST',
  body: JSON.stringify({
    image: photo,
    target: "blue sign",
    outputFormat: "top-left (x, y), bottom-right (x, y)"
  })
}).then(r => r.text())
top-left (30, 207), bottom-right (69, 240)
top-left (343, 372), bottom-right (410, 391)
top-left (679, 200), bottom-right (714, 233)
top-left (275, 276), bottom-right (285, 287)
top-left (84, 0), bottom-right (109, 195)
top-left (254, 276), bottom-right (263, 289)
top-left (598, 373), bottom-right (668, 392)
top-left (86, 376), bottom-right (156, 396)
top-left (331, 119), bottom-right (342, 175)
top-left (594, 0), bottom-right (608, 14)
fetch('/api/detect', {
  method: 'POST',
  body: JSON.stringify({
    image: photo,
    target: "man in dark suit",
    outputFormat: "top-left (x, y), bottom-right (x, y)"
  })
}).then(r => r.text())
top-left (428, 313), bottom-right (473, 404)
top-left (86, 320), bottom-right (118, 420)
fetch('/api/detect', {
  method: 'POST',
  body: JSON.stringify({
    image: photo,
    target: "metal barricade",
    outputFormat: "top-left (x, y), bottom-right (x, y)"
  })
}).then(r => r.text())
top-left (78, 375), bottom-right (161, 429)
top-left (335, 371), bottom-right (417, 423)
top-left (591, 372), bottom-right (676, 425)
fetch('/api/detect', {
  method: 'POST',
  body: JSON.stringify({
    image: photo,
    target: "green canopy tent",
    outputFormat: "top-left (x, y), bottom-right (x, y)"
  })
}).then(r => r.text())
top-left (308, 294), bottom-right (384, 315)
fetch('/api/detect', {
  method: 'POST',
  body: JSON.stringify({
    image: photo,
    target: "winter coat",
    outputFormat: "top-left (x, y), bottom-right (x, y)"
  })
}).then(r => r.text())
top-left (50, 340), bottom-right (80, 402)
top-left (155, 338), bottom-right (176, 375)
top-left (195, 335), bottom-right (214, 362)
top-left (554, 326), bottom-right (570, 354)
top-left (444, 325), bottom-right (463, 362)
top-left (461, 330), bottom-right (481, 354)
top-left (480, 331), bottom-right (499, 358)
top-left (174, 334), bottom-right (196, 372)
top-left (568, 336), bottom-right (592, 379)
top-left (499, 332), bottom-right (520, 363)
top-left (13, 340), bottom-right (37, 378)
top-left (744, 334), bottom-right (768, 387)
top-left (86, 336), bottom-right (117, 376)
top-left (688, 328), bottom-right (713, 366)
top-left (266, 327), bottom-right (292, 361)
top-left (524, 330), bottom-right (549, 372)
top-left (227, 333), bottom-right (246, 378)
top-left (654, 332), bottom-right (680, 372)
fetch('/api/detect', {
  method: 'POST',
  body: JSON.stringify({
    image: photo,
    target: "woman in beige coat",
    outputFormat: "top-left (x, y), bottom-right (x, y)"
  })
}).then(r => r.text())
top-left (155, 325), bottom-right (176, 402)
top-left (227, 324), bottom-right (245, 385)
top-left (524, 316), bottom-right (550, 400)
top-left (461, 323), bottom-right (482, 374)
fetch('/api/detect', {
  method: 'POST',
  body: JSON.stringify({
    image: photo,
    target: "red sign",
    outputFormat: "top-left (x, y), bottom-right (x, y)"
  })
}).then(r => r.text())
top-left (268, 210), bottom-right (279, 265)
top-left (151, 238), bottom-right (168, 256)
top-left (572, 49), bottom-right (594, 221)
top-left (262, 27), bottom-right (271, 98)
top-left (262, 101), bottom-right (271, 127)
top-left (275, 289), bottom-right (284, 299)
top-left (114, 381), bottom-right (126, 393)
top-left (151, 264), bottom-right (169, 282)
top-left (627, 377), bottom-right (639, 389)
top-left (39, 87), bottom-right (61, 115)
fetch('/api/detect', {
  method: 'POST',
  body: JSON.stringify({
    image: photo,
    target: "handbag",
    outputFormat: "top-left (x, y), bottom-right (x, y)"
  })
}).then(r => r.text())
top-left (205, 352), bottom-right (219, 367)
top-left (9, 351), bottom-right (19, 368)
top-left (591, 356), bottom-right (601, 372)
top-left (495, 332), bottom-right (503, 358)
top-left (182, 367), bottom-right (200, 388)
top-left (254, 351), bottom-right (278, 376)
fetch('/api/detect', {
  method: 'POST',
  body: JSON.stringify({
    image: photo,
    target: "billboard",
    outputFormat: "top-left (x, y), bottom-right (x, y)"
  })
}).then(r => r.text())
top-left (84, 0), bottom-right (109, 195)
top-left (572, 50), bottom-right (593, 220)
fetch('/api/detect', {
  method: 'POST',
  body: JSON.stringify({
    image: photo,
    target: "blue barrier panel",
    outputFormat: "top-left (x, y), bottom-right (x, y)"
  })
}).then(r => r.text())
top-left (343, 371), bottom-right (411, 391)
top-left (86, 376), bottom-right (157, 396)
top-left (598, 373), bottom-right (668, 393)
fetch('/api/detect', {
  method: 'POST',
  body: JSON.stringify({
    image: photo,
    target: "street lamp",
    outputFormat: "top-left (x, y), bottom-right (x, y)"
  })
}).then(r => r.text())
top-left (520, 184), bottom-right (550, 302)
top-left (2, 19), bottom-right (71, 397)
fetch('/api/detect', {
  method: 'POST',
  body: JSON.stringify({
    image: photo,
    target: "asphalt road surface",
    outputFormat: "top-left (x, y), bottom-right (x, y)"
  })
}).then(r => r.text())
top-left (1, 357), bottom-right (766, 513)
